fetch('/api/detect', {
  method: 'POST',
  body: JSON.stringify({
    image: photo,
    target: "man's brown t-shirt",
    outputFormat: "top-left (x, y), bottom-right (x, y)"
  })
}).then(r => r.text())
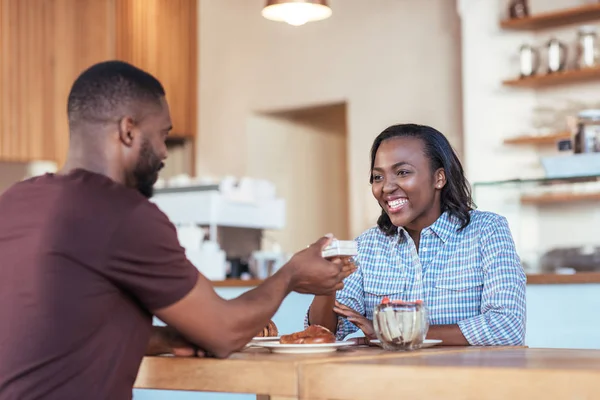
top-left (0, 169), bottom-right (199, 400)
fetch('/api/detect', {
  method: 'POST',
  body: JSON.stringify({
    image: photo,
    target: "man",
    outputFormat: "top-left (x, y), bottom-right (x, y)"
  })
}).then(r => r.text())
top-left (0, 61), bottom-right (353, 400)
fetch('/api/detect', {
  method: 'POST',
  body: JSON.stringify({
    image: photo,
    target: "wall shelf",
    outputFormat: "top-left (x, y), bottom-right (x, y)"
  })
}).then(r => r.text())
top-left (500, 4), bottom-right (600, 31)
top-left (504, 132), bottom-right (570, 145)
top-left (503, 67), bottom-right (600, 88)
top-left (520, 192), bottom-right (600, 205)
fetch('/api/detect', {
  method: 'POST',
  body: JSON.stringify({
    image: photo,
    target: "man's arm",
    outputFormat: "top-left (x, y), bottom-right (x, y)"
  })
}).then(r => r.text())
top-left (147, 326), bottom-right (203, 357)
top-left (154, 236), bottom-right (353, 358)
top-left (109, 203), bottom-right (351, 359)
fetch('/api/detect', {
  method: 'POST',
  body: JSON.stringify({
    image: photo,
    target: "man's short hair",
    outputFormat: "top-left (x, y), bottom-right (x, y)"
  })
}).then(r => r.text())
top-left (67, 60), bottom-right (165, 127)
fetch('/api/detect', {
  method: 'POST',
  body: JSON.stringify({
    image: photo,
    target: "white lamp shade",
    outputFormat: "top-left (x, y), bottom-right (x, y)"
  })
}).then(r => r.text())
top-left (262, 0), bottom-right (332, 26)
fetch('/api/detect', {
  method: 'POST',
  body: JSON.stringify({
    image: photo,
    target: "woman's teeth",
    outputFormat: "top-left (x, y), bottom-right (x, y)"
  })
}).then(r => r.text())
top-left (387, 198), bottom-right (408, 211)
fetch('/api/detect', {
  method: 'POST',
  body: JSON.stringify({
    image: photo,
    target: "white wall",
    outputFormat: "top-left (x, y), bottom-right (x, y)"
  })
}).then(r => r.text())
top-left (246, 104), bottom-right (349, 252)
top-left (197, 0), bottom-right (463, 238)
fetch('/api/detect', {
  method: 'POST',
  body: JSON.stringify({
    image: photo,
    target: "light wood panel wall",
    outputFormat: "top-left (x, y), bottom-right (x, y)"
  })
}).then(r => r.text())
top-left (0, 0), bottom-right (197, 166)
top-left (1, 0), bottom-right (57, 161)
top-left (0, 0), bottom-right (116, 167)
top-left (116, 0), bottom-right (197, 138)
top-left (50, 0), bottom-right (117, 167)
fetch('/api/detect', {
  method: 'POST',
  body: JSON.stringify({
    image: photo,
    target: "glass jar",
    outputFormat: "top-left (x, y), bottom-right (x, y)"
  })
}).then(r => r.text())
top-left (373, 300), bottom-right (429, 351)
top-left (508, 0), bottom-right (529, 19)
top-left (577, 26), bottom-right (599, 69)
top-left (574, 109), bottom-right (600, 154)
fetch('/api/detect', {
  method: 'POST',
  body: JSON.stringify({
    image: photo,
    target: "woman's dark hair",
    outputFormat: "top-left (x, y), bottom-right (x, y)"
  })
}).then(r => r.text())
top-left (369, 123), bottom-right (475, 236)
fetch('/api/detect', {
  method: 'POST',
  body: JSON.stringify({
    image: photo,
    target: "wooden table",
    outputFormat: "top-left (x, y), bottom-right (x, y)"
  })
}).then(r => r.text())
top-left (134, 345), bottom-right (487, 399)
top-left (299, 347), bottom-right (600, 400)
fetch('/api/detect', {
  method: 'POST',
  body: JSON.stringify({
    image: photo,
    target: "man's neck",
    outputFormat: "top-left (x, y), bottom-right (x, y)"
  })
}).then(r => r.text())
top-left (61, 155), bottom-right (124, 185)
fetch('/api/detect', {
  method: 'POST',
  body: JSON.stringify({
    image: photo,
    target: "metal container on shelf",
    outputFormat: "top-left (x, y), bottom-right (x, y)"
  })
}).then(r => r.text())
top-left (576, 26), bottom-right (599, 69)
top-left (508, 0), bottom-right (529, 19)
top-left (519, 44), bottom-right (540, 77)
top-left (545, 38), bottom-right (568, 73)
top-left (574, 109), bottom-right (600, 154)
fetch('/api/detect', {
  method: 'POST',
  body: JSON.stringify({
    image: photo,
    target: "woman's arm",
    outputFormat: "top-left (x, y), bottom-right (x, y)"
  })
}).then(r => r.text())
top-left (306, 263), bottom-right (365, 340)
top-left (455, 216), bottom-right (527, 346)
top-left (307, 294), bottom-right (338, 332)
top-left (426, 325), bottom-right (468, 345)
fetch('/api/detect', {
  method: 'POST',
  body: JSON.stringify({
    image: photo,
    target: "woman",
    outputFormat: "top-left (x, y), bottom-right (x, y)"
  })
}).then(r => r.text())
top-left (308, 124), bottom-right (526, 346)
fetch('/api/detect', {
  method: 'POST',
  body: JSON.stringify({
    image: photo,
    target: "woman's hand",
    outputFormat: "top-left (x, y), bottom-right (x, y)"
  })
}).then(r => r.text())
top-left (333, 301), bottom-right (376, 339)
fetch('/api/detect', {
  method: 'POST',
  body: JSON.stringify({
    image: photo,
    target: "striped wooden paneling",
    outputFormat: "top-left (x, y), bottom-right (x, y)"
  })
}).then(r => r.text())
top-left (116, 0), bottom-right (197, 138)
top-left (0, 0), bottom-right (196, 163)
top-left (0, 0), bottom-right (57, 162)
top-left (49, 0), bottom-right (117, 168)
top-left (0, 0), bottom-right (116, 166)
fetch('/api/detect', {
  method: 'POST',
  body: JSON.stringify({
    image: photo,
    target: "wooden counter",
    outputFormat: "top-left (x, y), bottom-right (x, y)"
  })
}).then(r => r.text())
top-left (300, 347), bottom-right (600, 400)
top-left (526, 272), bottom-right (600, 285)
top-left (134, 346), bottom-right (498, 399)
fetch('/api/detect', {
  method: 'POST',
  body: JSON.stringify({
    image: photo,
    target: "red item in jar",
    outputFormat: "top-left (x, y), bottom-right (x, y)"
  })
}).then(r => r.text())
top-left (381, 296), bottom-right (390, 304)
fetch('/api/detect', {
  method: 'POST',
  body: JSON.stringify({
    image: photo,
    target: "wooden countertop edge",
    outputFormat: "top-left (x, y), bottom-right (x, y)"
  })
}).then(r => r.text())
top-left (212, 273), bottom-right (600, 287)
top-left (526, 272), bottom-right (600, 284)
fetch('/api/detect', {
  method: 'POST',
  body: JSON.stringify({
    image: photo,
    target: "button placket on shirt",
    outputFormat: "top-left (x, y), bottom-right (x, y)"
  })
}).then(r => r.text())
top-left (401, 231), bottom-right (423, 302)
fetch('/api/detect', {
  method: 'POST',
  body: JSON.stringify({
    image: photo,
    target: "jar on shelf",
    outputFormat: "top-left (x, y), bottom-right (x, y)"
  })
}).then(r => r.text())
top-left (508, 0), bottom-right (529, 19)
top-left (574, 110), bottom-right (600, 154)
top-left (576, 26), bottom-right (599, 69)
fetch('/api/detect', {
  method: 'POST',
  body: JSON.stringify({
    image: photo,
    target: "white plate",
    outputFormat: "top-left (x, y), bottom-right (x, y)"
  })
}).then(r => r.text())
top-left (369, 339), bottom-right (442, 348)
top-left (251, 336), bottom-right (280, 342)
top-left (252, 341), bottom-right (354, 354)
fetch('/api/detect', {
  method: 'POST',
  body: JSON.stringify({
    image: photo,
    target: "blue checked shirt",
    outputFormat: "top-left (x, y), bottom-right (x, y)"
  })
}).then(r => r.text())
top-left (307, 210), bottom-right (527, 345)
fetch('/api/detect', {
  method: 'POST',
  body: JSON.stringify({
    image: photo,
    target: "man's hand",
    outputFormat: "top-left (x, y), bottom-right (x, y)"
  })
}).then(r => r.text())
top-left (146, 326), bottom-right (206, 357)
top-left (285, 235), bottom-right (357, 295)
top-left (333, 301), bottom-right (376, 339)
top-left (152, 235), bottom-right (357, 359)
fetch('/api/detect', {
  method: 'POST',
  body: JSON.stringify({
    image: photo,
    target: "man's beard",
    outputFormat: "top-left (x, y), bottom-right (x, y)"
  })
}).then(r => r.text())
top-left (133, 139), bottom-right (164, 198)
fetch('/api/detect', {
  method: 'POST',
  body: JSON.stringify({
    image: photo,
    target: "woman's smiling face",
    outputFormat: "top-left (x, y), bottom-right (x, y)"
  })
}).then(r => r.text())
top-left (371, 136), bottom-right (445, 233)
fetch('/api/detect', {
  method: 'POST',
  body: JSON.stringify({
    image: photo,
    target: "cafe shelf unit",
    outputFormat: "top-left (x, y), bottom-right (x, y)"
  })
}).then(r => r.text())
top-left (520, 192), bottom-right (600, 205)
top-left (472, 175), bottom-right (600, 274)
top-left (503, 132), bottom-right (570, 146)
top-left (502, 67), bottom-right (600, 88)
top-left (500, 3), bottom-right (600, 31)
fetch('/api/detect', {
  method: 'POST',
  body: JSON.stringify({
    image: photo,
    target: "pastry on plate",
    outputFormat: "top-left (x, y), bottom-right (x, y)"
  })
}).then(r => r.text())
top-left (279, 325), bottom-right (335, 344)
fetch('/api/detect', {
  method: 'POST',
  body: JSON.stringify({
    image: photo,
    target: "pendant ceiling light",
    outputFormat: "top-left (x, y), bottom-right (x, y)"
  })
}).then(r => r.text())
top-left (262, 0), bottom-right (332, 27)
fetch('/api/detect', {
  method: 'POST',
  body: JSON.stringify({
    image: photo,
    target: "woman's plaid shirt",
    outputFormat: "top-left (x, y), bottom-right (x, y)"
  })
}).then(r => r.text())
top-left (308, 210), bottom-right (527, 345)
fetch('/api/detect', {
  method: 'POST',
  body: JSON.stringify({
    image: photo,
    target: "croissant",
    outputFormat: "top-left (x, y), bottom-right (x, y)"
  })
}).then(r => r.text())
top-left (256, 320), bottom-right (279, 337)
top-left (279, 325), bottom-right (336, 344)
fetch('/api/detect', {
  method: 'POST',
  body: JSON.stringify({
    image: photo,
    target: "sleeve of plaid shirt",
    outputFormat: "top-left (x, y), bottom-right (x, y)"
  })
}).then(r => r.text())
top-left (456, 216), bottom-right (527, 345)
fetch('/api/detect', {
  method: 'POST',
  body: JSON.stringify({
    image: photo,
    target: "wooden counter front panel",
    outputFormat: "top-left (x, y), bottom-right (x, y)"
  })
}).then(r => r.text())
top-left (299, 348), bottom-right (600, 400)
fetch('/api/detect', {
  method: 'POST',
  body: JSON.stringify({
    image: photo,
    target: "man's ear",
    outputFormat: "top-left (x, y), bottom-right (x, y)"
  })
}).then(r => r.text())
top-left (118, 116), bottom-right (136, 147)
